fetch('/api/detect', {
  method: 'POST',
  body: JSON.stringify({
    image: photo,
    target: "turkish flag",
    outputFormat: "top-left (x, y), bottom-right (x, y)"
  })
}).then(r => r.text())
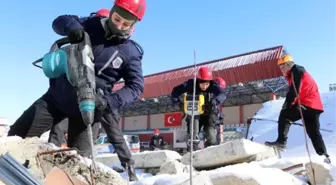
top-left (164, 112), bottom-right (183, 127)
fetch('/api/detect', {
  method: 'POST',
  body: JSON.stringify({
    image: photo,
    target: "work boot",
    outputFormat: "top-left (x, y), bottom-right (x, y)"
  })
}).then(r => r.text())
top-left (123, 164), bottom-right (138, 182)
top-left (265, 140), bottom-right (286, 151)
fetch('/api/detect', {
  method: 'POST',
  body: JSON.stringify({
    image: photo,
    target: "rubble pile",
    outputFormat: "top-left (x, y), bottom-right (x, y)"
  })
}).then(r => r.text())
top-left (1, 137), bottom-right (333, 185)
top-left (305, 161), bottom-right (334, 185)
top-left (0, 137), bottom-right (126, 185)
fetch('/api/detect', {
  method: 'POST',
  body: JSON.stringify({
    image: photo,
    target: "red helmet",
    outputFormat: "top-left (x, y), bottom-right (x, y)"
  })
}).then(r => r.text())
top-left (96, 9), bottom-right (110, 17)
top-left (114, 0), bottom-right (146, 20)
top-left (154, 128), bottom-right (159, 134)
top-left (197, 67), bottom-right (213, 81)
top-left (215, 77), bottom-right (226, 88)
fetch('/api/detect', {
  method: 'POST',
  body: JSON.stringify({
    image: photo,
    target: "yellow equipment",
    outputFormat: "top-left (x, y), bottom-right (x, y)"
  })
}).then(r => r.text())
top-left (183, 94), bottom-right (205, 116)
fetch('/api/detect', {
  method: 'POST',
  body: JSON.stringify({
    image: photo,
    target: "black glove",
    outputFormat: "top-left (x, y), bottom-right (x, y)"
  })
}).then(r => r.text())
top-left (67, 29), bottom-right (84, 44)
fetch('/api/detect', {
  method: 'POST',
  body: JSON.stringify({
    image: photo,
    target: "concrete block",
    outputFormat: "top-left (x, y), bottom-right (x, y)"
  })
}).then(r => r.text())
top-left (158, 159), bottom-right (195, 175)
top-left (201, 163), bottom-right (306, 185)
top-left (305, 161), bottom-right (333, 185)
top-left (96, 150), bottom-right (182, 168)
top-left (181, 139), bottom-right (277, 169)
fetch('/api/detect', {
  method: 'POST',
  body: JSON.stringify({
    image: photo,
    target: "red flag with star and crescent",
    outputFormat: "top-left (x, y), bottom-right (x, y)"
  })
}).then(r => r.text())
top-left (164, 112), bottom-right (183, 127)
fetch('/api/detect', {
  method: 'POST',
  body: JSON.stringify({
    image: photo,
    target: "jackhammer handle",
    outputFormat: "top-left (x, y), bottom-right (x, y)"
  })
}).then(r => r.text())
top-left (50, 37), bottom-right (70, 51)
top-left (32, 37), bottom-right (70, 69)
top-left (81, 32), bottom-right (93, 49)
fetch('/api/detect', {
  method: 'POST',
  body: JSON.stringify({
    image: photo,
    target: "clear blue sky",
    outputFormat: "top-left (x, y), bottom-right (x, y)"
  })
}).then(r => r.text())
top-left (0, 0), bottom-right (335, 124)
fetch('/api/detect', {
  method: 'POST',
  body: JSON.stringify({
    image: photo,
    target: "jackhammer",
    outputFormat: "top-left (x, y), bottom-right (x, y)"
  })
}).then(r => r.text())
top-left (32, 32), bottom-right (98, 172)
top-left (183, 93), bottom-right (205, 151)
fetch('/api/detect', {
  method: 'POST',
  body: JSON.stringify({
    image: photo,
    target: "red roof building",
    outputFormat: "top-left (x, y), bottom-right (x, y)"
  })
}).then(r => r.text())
top-left (114, 46), bottom-right (284, 99)
top-left (117, 46), bottom-right (289, 116)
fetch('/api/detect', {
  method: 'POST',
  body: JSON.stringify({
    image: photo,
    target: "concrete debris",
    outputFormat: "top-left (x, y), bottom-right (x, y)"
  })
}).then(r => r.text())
top-left (96, 150), bottom-right (182, 168)
top-left (0, 136), bottom-right (46, 179)
top-left (38, 145), bottom-right (126, 185)
top-left (1, 136), bottom-right (316, 185)
top-left (0, 136), bottom-right (126, 185)
top-left (305, 161), bottom-right (334, 185)
top-left (181, 139), bottom-right (278, 169)
top-left (158, 159), bottom-right (194, 175)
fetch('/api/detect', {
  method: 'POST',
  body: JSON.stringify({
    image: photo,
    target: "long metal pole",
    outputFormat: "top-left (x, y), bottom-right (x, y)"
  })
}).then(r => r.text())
top-left (189, 49), bottom-right (197, 185)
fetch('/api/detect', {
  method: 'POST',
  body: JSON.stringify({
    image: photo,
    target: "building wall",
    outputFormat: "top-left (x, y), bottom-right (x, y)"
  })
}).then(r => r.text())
top-left (150, 114), bottom-right (164, 129)
top-left (122, 102), bottom-right (264, 132)
top-left (222, 106), bottom-right (240, 124)
top-left (243, 104), bottom-right (263, 122)
top-left (124, 115), bottom-right (147, 131)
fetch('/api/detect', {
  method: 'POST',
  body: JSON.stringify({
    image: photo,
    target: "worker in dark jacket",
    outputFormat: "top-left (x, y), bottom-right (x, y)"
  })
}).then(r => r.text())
top-left (265, 54), bottom-right (331, 164)
top-left (214, 77), bottom-right (226, 145)
top-left (47, 9), bottom-right (110, 149)
top-left (171, 67), bottom-right (226, 150)
top-left (8, 0), bottom-right (146, 181)
top-left (149, 128), bottom-right (166, 150)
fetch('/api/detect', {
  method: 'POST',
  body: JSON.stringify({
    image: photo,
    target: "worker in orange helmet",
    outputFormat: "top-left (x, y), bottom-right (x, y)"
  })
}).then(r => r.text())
top-left (171, 67), bottom-right (226, 151)
top-left (149, 128), bottom-right (166, 150)
top-left (265, 53), bottom-right (330, 164)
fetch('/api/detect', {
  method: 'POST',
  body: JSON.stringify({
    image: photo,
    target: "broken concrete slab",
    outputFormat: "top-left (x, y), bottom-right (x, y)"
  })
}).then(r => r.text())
top-left (96, 150), bottom-right (182, 168)
top-left (0, 137), bottom-right (126, 185)
top-left (201, 163), bottom-right (306, 185)
top-left (305, 161), bottom-right (333, 185)
top-left (38, 144), bottom-right (126, 185)
top-left (181, 139), bottom-right (278, 169)
top-left (158, 159), bottom-right (195, 175)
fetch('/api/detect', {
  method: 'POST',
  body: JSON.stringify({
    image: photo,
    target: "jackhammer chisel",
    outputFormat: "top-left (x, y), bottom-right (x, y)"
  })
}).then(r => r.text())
top-left (32, 32), bottom-right (98, 173)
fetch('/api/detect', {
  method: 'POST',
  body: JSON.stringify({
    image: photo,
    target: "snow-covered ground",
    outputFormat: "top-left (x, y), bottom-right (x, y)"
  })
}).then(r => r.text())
top-left (129, 91), bottom-right (336, 185)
